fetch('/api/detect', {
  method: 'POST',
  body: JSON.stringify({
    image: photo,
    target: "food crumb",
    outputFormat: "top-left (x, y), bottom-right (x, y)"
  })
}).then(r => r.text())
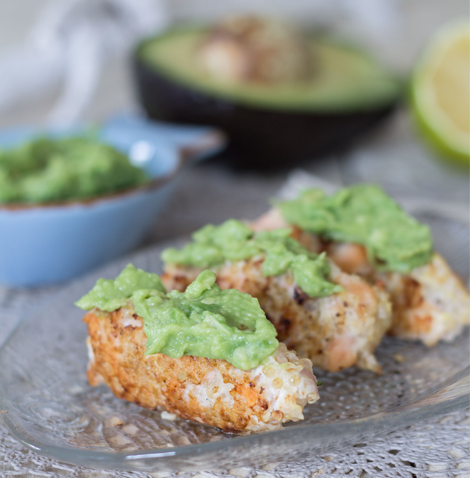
top-left (108, 434), bottom-right (133, 446)
top-left (394, 353), bottom-right (406, 363)
top-left (177, 436), bottom-right (191, 446)
top-left (161, 411), bottom-right (178, 421)
top-left (122, 423), bottom-right (139, 435)
top-left (228, 467), bottom-right (250, 477)
top-left (110, 416), bottom-right (123, 427)
top-left (261, 462), bottom-right (279, 471)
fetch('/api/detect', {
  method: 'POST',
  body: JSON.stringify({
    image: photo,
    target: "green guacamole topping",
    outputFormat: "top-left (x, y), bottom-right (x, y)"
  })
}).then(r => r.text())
top-left (278, 185), bottom-right (433, 273)
top-left (0, 136), bottom-right (149, 204)
top-left (75, 264), bottom-right (167, 311)
top-left (162, 219), bottom-right (342, 298)
top-left (76, 266), bottom-right (278, 370)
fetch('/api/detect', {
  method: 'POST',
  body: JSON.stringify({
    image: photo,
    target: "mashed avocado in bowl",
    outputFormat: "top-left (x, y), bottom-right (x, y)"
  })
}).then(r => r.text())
top-left (0, 116), bottom-right (224, 286)
top-left (0, 136), bottom-right (150, 205)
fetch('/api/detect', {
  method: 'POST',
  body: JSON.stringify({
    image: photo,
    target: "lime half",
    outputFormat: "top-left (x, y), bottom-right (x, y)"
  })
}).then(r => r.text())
top-left (411, 20), bottom-right (469, 166)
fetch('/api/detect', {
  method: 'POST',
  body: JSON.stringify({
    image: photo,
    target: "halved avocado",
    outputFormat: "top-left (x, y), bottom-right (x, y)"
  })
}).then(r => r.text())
top-left (133, 27), bottom-right (401, 168)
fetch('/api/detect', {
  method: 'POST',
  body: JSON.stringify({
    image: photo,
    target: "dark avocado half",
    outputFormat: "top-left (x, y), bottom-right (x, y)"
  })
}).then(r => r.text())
top-left (133, 27), bottom-right (401, 168)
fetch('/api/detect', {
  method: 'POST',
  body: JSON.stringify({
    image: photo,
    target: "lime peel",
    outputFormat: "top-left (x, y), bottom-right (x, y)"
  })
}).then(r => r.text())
top-left (411, 20), bottom-right (469, 166)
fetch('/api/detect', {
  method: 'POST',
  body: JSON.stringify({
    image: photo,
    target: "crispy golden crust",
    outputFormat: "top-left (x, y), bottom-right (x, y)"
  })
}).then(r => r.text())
top-left (84, 308), bottom-right (319, 433)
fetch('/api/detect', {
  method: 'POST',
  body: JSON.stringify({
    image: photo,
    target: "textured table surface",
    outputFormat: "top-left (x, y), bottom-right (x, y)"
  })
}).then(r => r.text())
top-left (1, 408), bottom-right (469, 477)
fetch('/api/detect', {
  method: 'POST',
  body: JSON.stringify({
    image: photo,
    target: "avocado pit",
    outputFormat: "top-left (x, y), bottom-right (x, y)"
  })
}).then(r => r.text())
top-left (199, 16), bottom-right (313, 86)
top-left (133, 17), bottom-right (401, 168)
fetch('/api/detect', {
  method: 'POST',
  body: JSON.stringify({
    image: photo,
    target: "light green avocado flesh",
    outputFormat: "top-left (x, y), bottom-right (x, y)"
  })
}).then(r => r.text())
top-left (138, 27), bottom-right (401, 112)
top-left (0, 137), bottom-right (149, 204)
top-left (278, 185), bottom-right (433, 273)
top-left (162, 219), bottom-right (342, 298)
top-left (76, 266), bottom-right (278, 370)
top-left (75, 264), bottom-right (167, 312)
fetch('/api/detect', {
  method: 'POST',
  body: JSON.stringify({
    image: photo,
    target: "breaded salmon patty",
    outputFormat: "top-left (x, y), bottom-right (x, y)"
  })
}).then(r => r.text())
top-left (255, 207), bottom-right (470, 346)
top-left (84, 307), bottom-right (319, 433)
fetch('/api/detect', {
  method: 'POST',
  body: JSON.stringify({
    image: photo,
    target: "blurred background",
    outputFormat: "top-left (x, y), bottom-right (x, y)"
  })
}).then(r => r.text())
top-left (0, 0), bottom-right (467, 125)
top-left (0, 0), bottom-right (468, 286)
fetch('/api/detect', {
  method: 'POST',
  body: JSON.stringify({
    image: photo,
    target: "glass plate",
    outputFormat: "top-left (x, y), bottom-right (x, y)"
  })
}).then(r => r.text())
top-left (0, 213), bottom-right (468, 473)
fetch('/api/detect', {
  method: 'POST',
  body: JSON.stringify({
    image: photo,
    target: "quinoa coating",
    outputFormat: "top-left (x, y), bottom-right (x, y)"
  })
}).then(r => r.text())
top-left (84, 307), bottom-right (319, 433)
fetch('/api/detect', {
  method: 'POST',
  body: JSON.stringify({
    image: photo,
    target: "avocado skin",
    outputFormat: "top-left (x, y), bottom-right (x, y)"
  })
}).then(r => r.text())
top-left (133, 57), bottom-right (397, 169)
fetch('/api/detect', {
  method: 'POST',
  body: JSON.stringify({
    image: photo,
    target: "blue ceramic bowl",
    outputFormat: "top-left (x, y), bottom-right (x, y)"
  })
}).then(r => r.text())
top-left (0, 116), bottom-right (224, 287)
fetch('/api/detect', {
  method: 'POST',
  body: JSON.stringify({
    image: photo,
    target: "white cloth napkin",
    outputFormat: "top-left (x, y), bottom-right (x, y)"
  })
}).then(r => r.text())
top-left (0, 0), bottom-right (169, 126)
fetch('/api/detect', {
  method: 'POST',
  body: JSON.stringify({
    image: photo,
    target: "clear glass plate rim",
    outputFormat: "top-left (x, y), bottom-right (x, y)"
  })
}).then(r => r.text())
top-left (0, 233), bottom-right (469, 468)
top-left (1, 367), bottom-right (468, 467)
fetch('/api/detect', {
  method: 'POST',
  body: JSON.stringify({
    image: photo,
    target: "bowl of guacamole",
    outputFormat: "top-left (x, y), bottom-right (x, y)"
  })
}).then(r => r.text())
top-left (0, 136), bottom-right (150, 205)
top-left (0, 116), bottom-right (224, 286)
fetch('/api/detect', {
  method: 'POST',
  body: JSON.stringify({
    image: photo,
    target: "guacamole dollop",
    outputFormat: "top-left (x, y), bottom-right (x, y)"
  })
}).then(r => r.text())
top-left (0, 136), bottom-right (149, 204)
top-left (75, 264), bottom-right (167, 311)
top-left (76, 266), bottom-right (278, 370)
top-left (162, 219), bottom-right (342, 298)
top-left (278, 185), bottom-right (433, 273)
